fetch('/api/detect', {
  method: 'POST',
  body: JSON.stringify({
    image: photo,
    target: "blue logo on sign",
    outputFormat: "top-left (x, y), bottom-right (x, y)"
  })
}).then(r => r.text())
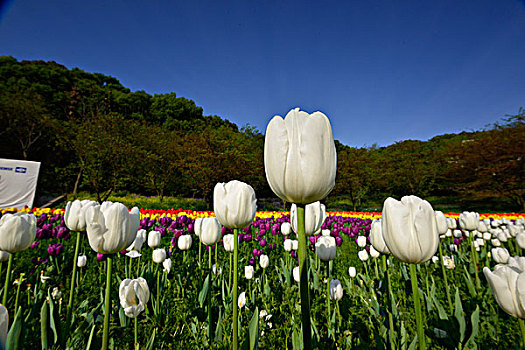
top-left (15, 167), bottom-right (27, 174)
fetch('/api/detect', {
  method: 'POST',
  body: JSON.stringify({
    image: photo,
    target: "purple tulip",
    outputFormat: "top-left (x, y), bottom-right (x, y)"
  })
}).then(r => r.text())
top-left (30, 241), bottom-right (40, 249)
top-left (97, 253), bottom-right (106, 261)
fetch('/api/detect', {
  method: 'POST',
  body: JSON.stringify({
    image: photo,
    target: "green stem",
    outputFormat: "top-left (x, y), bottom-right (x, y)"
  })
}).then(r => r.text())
top-left (14, 280), bottom-right (21, 313)
top-left (134, 316), bottom-right (138, 349)
top-left (208, 246), bottom-right (214, 340)
top-left (469, 231), bottom-right (480, 290)
top-left (326, 262), bottom-right (331, 340)
top-left (233, 229), bottom-right (239, 350)
top-left (2, 254), bottom-right (13, 306)
top-left (374, 258), bottom-right (379, 279)
top-left (409, 263), bottom-right (426, 350)
top-left (228, 253), bottom-right (233, 292)
top-left (102, 256), bottom-right (113, 350)
top-left (199, 242), bottom-right (202, 269)
top-left (67, 231), bottom-right (82, 325)
top-left (519, 319), bottom-right (525, 348)
top-left (156, 269), bottom-right (160, 320)
top-left (438, 242), bottom-right (453, 314)
top-left (383, 255), bottom-right (395, 350)
top-left (297, 204), bottom-right (312, 350)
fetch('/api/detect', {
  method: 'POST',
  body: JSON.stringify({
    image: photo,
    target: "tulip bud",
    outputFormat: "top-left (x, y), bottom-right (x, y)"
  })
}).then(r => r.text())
top-left (291, 202), bottom-right (327, 235)
top-left (293, 266), bottom-right (300, 283)
top-left (152, 248), bottom-right (166, 264)
top-left (213, 180), bottom-right (257, 229)
top-left (356, 236), bottom-right (367, 248)
top-left (77, 254), bottom-right (87, 268)
top-left (329, 279), bottom-right (344, 301)
top-left (177, 235), bottom-right (193, 251)
top-left (119, 278), bottom-right (150, 318)
top-left (484, 257), bottom-right (525, 318)
top-left (223, 234), bottom-right (234, 252)
top-left (85, 202), bottom-right (140, 255)
top-left (197, 218), bottom-right (222, 246)
top-left (459, 212), bottom-right (479, 231)
top-left (381, 196), bottom-right (438, 264)
top-left (163, 258), bottom-right (172, 273)
top-left (264, 108), bottom-right (337, 204)
top-left (64, 200), bottom-right (97, 232)
top-left (315, 236), bottom-right (336, 261)
top-left (260, 254), bottom-right (269, 269)
top-left (491, 247), bottom-right (510, 264)
top-left (245, 265), bottom-right (254, 280)
top-left (358, 249), bottom-right (369, 262)
top-left (434, 211), bottom-right (448, 235)
top-left (148, 230), bottom-right (161, 248)
top-left (0, 213), bottom-right (37, 253)
top-left (370, 219), bottom-right (390, 254)
top-left (348, 266), bottom-right (357, 278)
top-left (281, 222), bottom-right (292, 236)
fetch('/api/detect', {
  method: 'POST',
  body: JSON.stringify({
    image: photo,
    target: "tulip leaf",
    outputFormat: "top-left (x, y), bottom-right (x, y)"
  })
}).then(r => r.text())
top-left (400, 321), bottom-right (407, 350)
top-left (198, 275), bottom-right (210, 308)
top-left (264, 278), bottom-right (271, 296)
top-left (6, 306), bottom-right (22, 350)
top-left (311, 316), bottom-right (320, 342)
top-left (408, 334), bottom-right (418, 350)
top-left (454, 288), bottom-right (466, 343)
top-left (41, 301), bottom-right (49, 350)
top-left (432, 294), bottom-right (449, 321)
top-left (214, 308), bottom-right (223, 342)
top-left (390, 291), bottom-right (399, 319)
top-left (118, 307), bottom-right (127, 327)
top-left (462, 266), bottom-right (476, 296)
top-left (145, 328), bottom-right (156, 350)
top-left (465, 306), bottom-right (480, 348)
top-left (292, 326), bottom-right (302, 350)
top-left (248, 306), bottom-right (259, 350)
top-left (85, 324), bottom-right (96, 350)
top-left (47, 289), bottom-right (58, 345)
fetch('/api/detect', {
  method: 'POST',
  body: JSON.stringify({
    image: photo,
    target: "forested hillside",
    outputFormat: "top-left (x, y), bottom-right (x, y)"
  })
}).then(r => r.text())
top-left (1, 56), bottom-right (523, 210)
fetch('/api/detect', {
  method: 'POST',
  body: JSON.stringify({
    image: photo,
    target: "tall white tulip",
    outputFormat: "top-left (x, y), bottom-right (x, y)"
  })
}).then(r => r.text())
top-left (198, 217), bottom-right (222, 246)
top-left (64, 199), bottom-right (97, 231)
top-left (214, 180), bottom-right (257, 229)
top-left (119, 278), bottom-right (150, 318)
top-left (148, 230), bottom-right (161, 248)
top-left (370, 219), bottom-right (390, 254)
top-left (281, 222), bottom-right (292, 236)
top-left (0, 213), bottom-right (36, 253)
top-left (194, 218), bottom-right (203, 239)
top-left (245, 266), bottom-right (254, 280)
top-left (284, 239), bottom-right (293, 252)
top-left (483, 257), bottom-right (525, 318)
top-left (348, 267), bottom-right (357, 278)
top-left (177, 235), bottom-right (193, 251)
top-left (260, 254), bottom-right (269, 269)
top-left (264, 107), bottom-right (337, 204)
top-left (152, 248), bottom-right (166, 264)
top-left (358, 249), bottom-right (369, 262)
top-left (315, 236), bottom-right (336, 261)
top-left (356, 235), bottom-right (367, 248)
top-left (459, 212), bottom-right (479, 231)
top-left (85, 202), bottom-right (140, 255)
top-left (290, 201), bottom-right (326, 235)
top-left (381, 195), bottom-right (438, 264)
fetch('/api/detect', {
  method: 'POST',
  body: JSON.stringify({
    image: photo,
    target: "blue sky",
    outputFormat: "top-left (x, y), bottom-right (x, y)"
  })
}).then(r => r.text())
top-left (1, 0), bottom-right (524, 147)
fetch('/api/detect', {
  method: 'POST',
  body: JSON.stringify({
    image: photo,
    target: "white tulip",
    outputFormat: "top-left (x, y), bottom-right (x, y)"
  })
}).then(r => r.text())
top-left (432, 256), bottom-right (439, 264)
top-left (446, 218), bottom-right (457, 229)
top-left (459, 212), bottom-right (479, 231)
top-left (483, 257), bottom-right (525, 318)
top-left (197, 217), bottom-right (222, 245)
top-left (453, 229), bottom-right (463, 238)
top-left (483, 232), bottom-right (492, 241)
top-left (64, 200), bottom-right (97, 231)
top-left (212, 263), bottom-right (222, 275)
top-left (119, 278), bottom-right (150, 318)
top-left (517, 233), bottom-right (525, 249)
top-left (491, 247), bottom-right (510, 264)
top-left (449, 244), bottom-right (458, 252)
top-left (0, 212), bottom-right (36, 253)
top-left (491, 238), bottom-right (501, 247)
top-left (238, 291), bottom-right (246, 308)
top-left (356, 236), bottom-right (367, 248)
top-left (126, 250), bottom-right (141, 259)
top-left (264, 107), bottom-right (337, 204)
top-left (348, 266), bottom-right (357, 278)
top-left (177, 235), bottom-right (193, 251)
top-left (223, 234), bottom-right (235, 252)
top-left (77, 254), bottom-right (87, 267)
top-left (381, 196), bottom-right (438, 264)
top-left (148, 230), bottom-right (161, 248)
top-left (284, 239), bottom-right (293, 252)
top-left (260, 254), bottom-right (269, 269)
top-left (152, 248), bottom-right (166, 264)
top-left (369, 246), bottom-right (380, 259)
top-left (85, 202), bottom-right (140, 255)
top-left (435, 211), bottom-right (448, 235)
top-left (281, 222), bottom-right (292, 236)
top-left (442, 256), bottom-right (455, 270)
top-left (329, 279), bottom-right (344, 301)
top-left (477, 221), bottom-right (489, 233)
top-left (163, 258), bottom-right (172, 273)
top-left (213, 180), bottom-right (257, 229)
top-left (291, 201), bottom-right (327, 235)
top-left (370, 219), bottom-right (390, 254)
top-left (194, 218), bottom-right (203, 238)
top-left (315, 236), bottom-right (336, 261)
top-left (321, 229), bottom-right (331, 236)
top-left (293, 266), bottom-right (300, 283)
top-left (245, 266), bottom-right (254, 280)
top-left (128, 229), bottom-right (146, 251)
top-left (358, 249), bottom-right (369, 262)
top-left (291, 240), bottom-right (299, 251)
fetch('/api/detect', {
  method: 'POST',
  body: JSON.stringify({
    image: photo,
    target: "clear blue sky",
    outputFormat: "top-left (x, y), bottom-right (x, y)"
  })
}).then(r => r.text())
top-left (1, 0), bottom-right (524, 147)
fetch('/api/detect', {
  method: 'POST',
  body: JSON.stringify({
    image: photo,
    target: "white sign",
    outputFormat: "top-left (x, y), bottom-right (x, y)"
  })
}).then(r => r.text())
top-left (0, 158), bottom-right (41, 209)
